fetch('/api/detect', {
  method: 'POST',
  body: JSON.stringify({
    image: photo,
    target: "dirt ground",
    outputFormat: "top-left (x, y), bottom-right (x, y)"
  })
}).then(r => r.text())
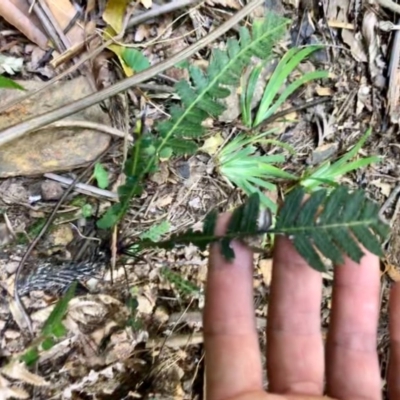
top-left (1, 0), bottom-right (400, 399)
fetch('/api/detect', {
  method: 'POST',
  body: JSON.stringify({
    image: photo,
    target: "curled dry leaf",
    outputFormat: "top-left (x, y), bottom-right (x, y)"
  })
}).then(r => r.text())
top-left (0, 0), bottom-right (47, 49)
top-left (341, 29), bottom-right (367, 62)
top-left (0, 375), bottom-right (29, 400)
top-left (362, 11), bottom-right (386, 89)
top-left (1, 361), bottom-right (49, 386)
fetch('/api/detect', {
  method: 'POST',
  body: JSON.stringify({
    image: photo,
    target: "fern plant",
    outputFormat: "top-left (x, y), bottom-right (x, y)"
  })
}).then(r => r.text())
top-left (97, 13), bottom-right (289, 229)
top-left (134, 186), bottom-right (389, 272)
top-left (241, 45), bottom-right (329, 128)
top-left (217, 129), bottom-right (297, 212)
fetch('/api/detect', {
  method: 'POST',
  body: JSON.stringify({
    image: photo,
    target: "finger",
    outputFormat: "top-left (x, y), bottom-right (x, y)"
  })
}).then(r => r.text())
top-left (203, 213), bottom-right (263, 400)
top-left (388, 281), bottom-right (400, 399)
top-left (326, 251), bottom-right (381, 400)
top-left (267, 236), bottom-right (324, 396)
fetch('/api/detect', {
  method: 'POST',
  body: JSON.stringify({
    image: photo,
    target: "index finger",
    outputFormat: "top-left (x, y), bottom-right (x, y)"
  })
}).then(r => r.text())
top-left (203, 213), bottom-right (263, 400)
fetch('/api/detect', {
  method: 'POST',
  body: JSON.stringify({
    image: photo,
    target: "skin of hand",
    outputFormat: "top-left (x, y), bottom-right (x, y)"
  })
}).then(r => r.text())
top-left (203, 213), bottom-right (400, 400)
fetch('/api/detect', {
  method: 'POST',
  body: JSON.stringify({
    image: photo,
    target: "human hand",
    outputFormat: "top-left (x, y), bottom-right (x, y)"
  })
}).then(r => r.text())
top-left (204, 213), bottom-right (400, 400)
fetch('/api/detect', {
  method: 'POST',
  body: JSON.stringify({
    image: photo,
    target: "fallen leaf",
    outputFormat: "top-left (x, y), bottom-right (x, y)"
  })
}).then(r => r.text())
top-left (341, 29), bottom-right (367, 62)
top-left (259, 259), bottom-right (273, 286)
top-left (103, 0), bottom-right (130, 33)
top-left (199, 133), bottom-right (224, 156)
top-left (371, 179), bottom-right (391, 197)
top-left (385, 262), bottom-right (400, 281)
top-left (0, 0), bottom-right (47, 49)
top-left (136, 294), bottom-right (154, 315)
top-left (315, 86), bottom-right (333, 96)
top-left (0, 77), bottom-right (111, 177)
top-left (45, 0), bottom-right (86, 47)
top-left (2, 361), bottom-right (49, 386)
top-left (0, 375), bottom-right (29, 400)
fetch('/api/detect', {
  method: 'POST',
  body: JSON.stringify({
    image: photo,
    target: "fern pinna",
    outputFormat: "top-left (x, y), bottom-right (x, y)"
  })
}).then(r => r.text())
top-left (97, 13), bottom-right (289, 229)
top-left (133, 187), bottom-right (389, 272)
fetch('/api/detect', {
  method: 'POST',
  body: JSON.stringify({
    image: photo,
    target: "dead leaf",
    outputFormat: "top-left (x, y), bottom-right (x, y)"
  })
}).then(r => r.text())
top-left (371, 179), bottom-right (391, 197)
top-left (315, 86), bottom-right (333, 96)
top-left (2, 361), bottom-right (49, 386)
top-left (385, 262), bottom-right (400, 281)
top-left (0, 375), bottom-right (29, 400)
top-left (45, 0), bottom-right (86, 47)
top-left (103, 0), bottom-right (130, 33)
top-left (199, 133), bottom-right (224, 156)
top-left (259, 259), bottom-right (273, 286)
top-left (0, 0), bottom-right (47, 49)
top-left (0, 77), bottom-right (111, 177)
top-left (342, 29), bottom-right (367, 62)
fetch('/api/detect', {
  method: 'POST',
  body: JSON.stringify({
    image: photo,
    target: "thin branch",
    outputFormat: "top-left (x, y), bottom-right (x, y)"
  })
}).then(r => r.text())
top-left (0, 0), bottom-right (264, 147)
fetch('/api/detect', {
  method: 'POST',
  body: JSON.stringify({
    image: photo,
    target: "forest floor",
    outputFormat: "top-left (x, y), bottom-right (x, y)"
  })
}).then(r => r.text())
top-left (1, 0), bottom-right (400, 399)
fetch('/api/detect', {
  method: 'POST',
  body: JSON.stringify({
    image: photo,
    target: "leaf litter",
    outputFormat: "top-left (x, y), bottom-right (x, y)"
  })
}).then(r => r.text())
top-left (0, 0), bottom-right (399, 398)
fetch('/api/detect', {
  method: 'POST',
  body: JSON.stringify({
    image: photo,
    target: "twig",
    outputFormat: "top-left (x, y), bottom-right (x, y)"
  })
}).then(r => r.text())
top-left (0, 0), bottom-right (264, 146)
top-left (13, 148), bottom-right (109, 336)
top-left (127, 0), bottom-right (202, 29)
top-left (37, 120), bottom-right (132, 141)
top-left (43, 173), bottom-right (118, 200)
top-left (27, 0), bottom-right (66, 53)
top-left (375, 0), bottom-right (400, 14)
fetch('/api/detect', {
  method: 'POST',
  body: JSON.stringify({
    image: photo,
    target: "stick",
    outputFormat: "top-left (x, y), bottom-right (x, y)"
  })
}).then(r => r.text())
top-left (0, 0), bottom-right (263, 147)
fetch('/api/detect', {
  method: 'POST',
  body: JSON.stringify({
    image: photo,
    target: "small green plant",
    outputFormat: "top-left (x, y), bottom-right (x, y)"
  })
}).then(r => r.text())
top-left (241, 45), bottom-right (329, 128)
top-left (21, 282), bottom-right (77, 366)
top-left (0, 75), bottom-right (24, 90)
top-left (97, 13), bottom-right (289, 229)
top-left (134, 187), bottom-right (389, 272)
top-left (299, 128), bottom-right (380, 191)
top-left (94, 163), bottom-right (109, 189)
top-left (160, 268), bottom-right (200, 297)
top-left (217, 129), bottom-right (297, 212)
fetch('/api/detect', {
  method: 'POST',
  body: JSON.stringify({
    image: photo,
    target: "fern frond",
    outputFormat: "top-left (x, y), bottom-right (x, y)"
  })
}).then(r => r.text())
top-left (133, 186), bottom-right (389, 272)
top-left (274, 186), bottom-right (390, 271)
top-left (156, 13), bottom-right (289, 156)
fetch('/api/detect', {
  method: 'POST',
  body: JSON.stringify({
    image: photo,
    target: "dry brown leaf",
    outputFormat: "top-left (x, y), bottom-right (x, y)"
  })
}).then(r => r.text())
top-left (0, 77), bottom-right (111, 178)
top-left (103, 0), bottom-right (130, 33)
top-left (259, 259), bottom-right (273, 286)
top-left (342, 29), bottom-right (367, 62)
top-left (45, 0), bottom-right (85, 46)
top-left (0, 375), bottom-right (29, 400)
top-left (1, 0), bottom-right (47, 49)
top-left (1, 361), bottom-right (49, 387)
top-left (385, 262), bottom-right (400, 281)
top-left (371, 179), bottom-right (391, 197)
top-left (199, 133), bottom-right (224, 156)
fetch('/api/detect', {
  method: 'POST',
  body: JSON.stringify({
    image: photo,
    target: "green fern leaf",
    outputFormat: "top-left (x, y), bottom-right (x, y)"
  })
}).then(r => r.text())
top-left (156, 13), bottom-right (289, 156)
top-left (274, 186), bottom-right (390, 271)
